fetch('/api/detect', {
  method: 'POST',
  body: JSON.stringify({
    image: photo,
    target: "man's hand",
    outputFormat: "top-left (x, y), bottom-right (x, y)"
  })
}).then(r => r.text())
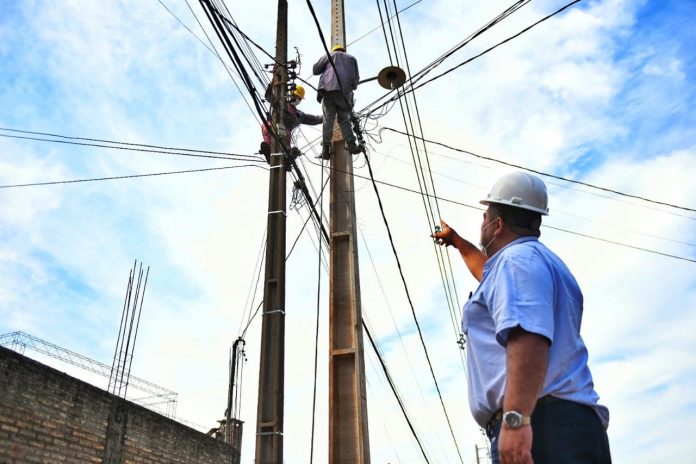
top-left (498, 425), bottom-right (533, 464)
top-left (431, 219), bottom-right (487, 281)
top-left (431, 220), bottom-right (459, 247)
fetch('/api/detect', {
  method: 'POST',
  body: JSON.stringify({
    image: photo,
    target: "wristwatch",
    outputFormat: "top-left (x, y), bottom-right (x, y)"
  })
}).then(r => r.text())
top-left (502, 411), bottom-right (531, 429)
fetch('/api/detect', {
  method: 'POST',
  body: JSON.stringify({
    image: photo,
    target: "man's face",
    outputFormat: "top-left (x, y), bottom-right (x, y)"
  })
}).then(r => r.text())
top-left (479, 207), bottom-right (500, 254)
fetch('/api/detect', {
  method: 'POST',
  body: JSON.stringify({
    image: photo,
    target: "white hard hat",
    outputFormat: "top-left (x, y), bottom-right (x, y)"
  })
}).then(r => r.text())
top-left (480, 171), bottom-right (549, 215)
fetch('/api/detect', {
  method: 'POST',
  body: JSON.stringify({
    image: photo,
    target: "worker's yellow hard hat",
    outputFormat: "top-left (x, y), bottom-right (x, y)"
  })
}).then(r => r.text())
top-left (332, 44), bottom-right (345, 52)
top-left (291, 85), bottom-right (305, 100)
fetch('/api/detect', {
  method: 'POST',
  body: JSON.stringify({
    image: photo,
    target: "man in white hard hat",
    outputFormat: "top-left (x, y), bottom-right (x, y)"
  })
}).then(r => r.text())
top-left (312, 44), bottom-right (362, 160)
top-left (433, 171), bottom-right (611, 464)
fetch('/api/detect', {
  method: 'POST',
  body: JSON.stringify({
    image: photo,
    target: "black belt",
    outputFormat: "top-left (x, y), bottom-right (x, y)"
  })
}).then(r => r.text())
top-left (484, 409), bottom-right (503, 439)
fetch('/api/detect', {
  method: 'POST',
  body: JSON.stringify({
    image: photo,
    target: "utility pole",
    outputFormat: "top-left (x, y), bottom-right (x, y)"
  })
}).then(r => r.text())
top-left (327, 0), bottom-right (371, 462)
top-left (255, 0), bottom-right (288, 462)
top-left (224, 337), bottom-right (244, 463)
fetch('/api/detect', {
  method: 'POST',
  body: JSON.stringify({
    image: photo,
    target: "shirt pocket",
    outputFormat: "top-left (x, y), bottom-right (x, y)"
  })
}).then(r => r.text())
top-left (461, 295), bottom-right (472, 334)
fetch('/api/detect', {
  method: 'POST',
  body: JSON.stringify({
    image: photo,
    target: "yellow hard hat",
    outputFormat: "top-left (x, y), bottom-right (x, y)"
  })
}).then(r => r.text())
top-left (291, 85), bottom-right (305, 99)
top-left (332, 44), bottom-right (345, 52)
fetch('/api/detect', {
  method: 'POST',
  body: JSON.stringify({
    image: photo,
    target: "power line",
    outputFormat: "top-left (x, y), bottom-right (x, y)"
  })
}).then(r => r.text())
top-left (412, 0), bottom-right (581, 93)
top-left (362, 151), bottom-right (465, 461)
top-left (363, 319), bottom-right (432, 463)
top-left (156, 0), bottom-right (219, 57)
top-left (371, 145), bottom-right (696, 248)
top-left (347, 0), bottom-right (424, 48)
top-left (380, 127), bottom-right (696, 213)
top-left (309, 157), bottom-right (327, 464)
top-left (179, 0), bottom-right (265, 123)
top-left (359, 0), bottom-right (530, 117)
top-left (544, 224), bottom-right (696, 264)
top-left (303, 159), bottom-right (696, 264)
top-left (359, 226), bottom-right (465, 457)
top-left (0, 127), bottom-right (259, 158)
top-left (373, 139), bottom-right (696, 225)
top-left (239, 228), bottom-right (267, 339)
top-left (0, 165), bottom-right (261, 189)
top-left (374, 4), bottom-right (467, 459)
top-left (0, 130), bottom-right (263, 162)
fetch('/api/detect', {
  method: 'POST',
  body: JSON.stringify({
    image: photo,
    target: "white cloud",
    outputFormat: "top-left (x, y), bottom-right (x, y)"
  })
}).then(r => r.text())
top-left (2, 1), bottom-right (696, 463)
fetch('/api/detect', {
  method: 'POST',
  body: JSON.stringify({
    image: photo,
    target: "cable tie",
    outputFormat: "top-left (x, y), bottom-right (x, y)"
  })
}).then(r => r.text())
top-left (267, 210), bottom-right (287, 216)
top-left (263, 309), bottom-right (285, 316)
top-left (256, 431), bottom-right (284, 436)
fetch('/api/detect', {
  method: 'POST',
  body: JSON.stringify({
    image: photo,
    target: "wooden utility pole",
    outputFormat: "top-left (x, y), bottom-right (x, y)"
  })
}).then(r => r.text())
top-left (255, 0), bottom-right (288, 462)
top-left (327, 0), bottom-right (371, 462)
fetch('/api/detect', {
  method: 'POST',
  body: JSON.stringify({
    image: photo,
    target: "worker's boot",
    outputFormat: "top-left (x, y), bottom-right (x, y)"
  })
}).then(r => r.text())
top-left (290, 147), bottom-right (302, 160)
top-left (346, 140), bottom-right (363, 154)
top-left (259, 141), bottom-right (271, 164)
top-left (315, 144), bottom-right (331, 160)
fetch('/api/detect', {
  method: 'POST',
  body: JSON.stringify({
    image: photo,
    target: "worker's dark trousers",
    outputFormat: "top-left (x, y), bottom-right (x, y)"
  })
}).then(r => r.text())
top-left (320, 90), bottom-right (355, 148)
top-left (489, 396), bottom-right (611, 464)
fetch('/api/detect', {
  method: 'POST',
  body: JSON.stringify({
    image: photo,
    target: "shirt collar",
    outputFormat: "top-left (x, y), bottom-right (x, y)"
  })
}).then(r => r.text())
top-left (483, 235), bottom-right (539, 270)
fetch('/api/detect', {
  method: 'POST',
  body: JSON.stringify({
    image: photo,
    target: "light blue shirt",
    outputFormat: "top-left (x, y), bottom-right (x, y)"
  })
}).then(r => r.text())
top-left (462, 236), bottom-right (609, 428)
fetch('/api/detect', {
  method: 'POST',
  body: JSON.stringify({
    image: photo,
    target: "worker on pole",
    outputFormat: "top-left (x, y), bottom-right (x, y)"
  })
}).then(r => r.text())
top-left (260, 79), bottom-right (323, 163)
top-left (432, 172), bottom-right (611, 464)
top-left (312, 44), bottom-right (362, 160)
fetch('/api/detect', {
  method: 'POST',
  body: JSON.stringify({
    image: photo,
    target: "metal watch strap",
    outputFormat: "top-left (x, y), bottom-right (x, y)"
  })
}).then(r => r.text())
top-left (502, 410), bottom-right (531, 429)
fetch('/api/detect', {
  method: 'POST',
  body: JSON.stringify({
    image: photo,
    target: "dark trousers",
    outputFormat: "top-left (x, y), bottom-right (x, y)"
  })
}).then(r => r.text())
top-left (320, 90), bottom-right (355, 147)
top-left (489, 396), bottom-right (611, 464)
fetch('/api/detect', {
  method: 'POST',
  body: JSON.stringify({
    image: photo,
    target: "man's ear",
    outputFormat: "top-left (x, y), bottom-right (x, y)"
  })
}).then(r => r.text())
top-left (493, 216), bottom-right (504, 237)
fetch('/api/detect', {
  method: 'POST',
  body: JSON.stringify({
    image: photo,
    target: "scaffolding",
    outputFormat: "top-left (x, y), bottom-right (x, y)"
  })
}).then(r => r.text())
top-left (0, 331), bottom-right (178, 418)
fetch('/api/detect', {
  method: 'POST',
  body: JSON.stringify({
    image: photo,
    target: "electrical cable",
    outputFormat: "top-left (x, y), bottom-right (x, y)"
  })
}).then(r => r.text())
top-left (362, 366), bottom-right (406, 464)
top-left (0, 127), bottom-right (262, 158)
top-left (363, 319), bottom-right (432, 463)
top-left (381, 0), bottom-right (466, 381)
top-left (0, 165), bottom-right (262, 189)
top-left (197, 0), bottom-right (295, 159)
top-left (309, 155), bottom-right (327, 464)
top-left (347, 0), bottom-right (424, 48)
top-left (300, 158), bottom-right (696, 262)
top-left (238, 228), bottom-right (267, 338)
top-left (371, 138), bottom-right (696, 223)
top-left (0, 131), bottom-right (263, 162)
top-left (380, 127), bottom-right (696, 213)
top-left (362, 151), bottom-right (464, 460)
top-left (178, 0), bottom-right (264, 123)
top-left (412, 0), bottom-right (581, 94)
top-left (287, 176), bottom-right (329, 260)
top-left (374, 7), bottom-right (468, 458)
top-left (359, 226), bottom-right (467, 452)
top-left (544, 224), bottom-right (696, 264)
top-left (369, 144), bottom-right (696, 248)
top-left (359, 0), bottom-right (530, 118)
top-left (156, 0), bottom-right (221, 57)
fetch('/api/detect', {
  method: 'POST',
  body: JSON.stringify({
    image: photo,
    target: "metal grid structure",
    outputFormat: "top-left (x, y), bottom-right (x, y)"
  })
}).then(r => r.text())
top-left (0, 331), bottom-right (178, 418)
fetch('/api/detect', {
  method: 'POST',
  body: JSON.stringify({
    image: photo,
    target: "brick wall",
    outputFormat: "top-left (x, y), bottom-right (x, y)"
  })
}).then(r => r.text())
top-left (0, 346), bottom-right (238, 464)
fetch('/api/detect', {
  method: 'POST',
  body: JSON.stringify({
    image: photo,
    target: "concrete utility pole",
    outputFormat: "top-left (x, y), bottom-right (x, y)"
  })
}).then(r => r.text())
top-left (255, 0), bottom-right (288, 462)
top-left (327, 0), bottom-right (371, 462)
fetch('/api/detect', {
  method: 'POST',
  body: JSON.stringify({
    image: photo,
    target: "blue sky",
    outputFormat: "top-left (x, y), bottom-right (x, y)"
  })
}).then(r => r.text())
top-left (2, 0), bottom-right (696, 463)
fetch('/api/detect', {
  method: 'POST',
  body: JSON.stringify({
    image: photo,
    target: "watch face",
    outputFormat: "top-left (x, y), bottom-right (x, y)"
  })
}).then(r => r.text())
top-left (504, 411), bottom-right (523, 428)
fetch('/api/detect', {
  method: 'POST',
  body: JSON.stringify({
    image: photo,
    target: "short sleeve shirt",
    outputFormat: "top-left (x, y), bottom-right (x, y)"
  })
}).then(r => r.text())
top-left (462, 236), bottom-right (609, 428)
